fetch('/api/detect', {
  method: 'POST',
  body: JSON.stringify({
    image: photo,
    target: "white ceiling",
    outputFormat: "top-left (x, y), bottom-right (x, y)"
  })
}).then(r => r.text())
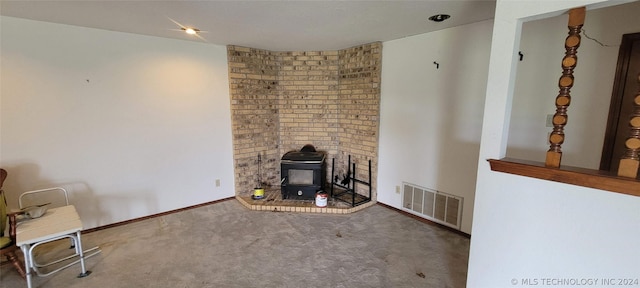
top-left (0, 0), bottom-right (496, 51)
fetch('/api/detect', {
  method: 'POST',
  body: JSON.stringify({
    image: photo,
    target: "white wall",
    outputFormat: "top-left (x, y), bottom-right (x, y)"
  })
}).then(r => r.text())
top-left (507, 1), bottom-right (640, 169)
top-left (378, 20), bottom-right (493, 234)
top-left (468, 0), bottom-right (640, 287)
top-left (0, 17), bottom-right (235, 229)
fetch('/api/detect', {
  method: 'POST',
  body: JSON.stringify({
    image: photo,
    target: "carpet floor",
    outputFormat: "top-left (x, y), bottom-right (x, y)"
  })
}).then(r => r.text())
top-left (1, 199), bottom-right (469, 288)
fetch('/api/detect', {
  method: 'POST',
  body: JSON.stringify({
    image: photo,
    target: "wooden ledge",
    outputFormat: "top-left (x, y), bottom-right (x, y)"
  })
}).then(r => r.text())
top-left (488, 158), bottom-right (640, 197)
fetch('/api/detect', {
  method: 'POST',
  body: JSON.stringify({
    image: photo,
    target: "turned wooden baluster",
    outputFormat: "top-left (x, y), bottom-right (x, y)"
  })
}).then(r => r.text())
top-left (546, 7), bottom-right (586, 168)
top-left (617, 74), bottom-right (640, 178)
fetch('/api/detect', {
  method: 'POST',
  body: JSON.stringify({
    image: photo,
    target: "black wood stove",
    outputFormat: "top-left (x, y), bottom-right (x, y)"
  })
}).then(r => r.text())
top-left (281, 145), bottom-right (325, 200)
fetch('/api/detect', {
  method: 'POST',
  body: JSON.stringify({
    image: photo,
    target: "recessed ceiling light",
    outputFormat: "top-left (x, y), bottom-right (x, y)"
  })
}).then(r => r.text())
top-left (169, 18), bottom-right (208, 42)
top-left (428, 14), bottom-right (451, 22)
top-left (182, 27), bottom-right (200, 35)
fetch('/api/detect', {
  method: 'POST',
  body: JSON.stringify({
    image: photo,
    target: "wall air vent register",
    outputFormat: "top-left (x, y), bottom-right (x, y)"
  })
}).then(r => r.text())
top-left (402, 182), bottom-right (462, 230)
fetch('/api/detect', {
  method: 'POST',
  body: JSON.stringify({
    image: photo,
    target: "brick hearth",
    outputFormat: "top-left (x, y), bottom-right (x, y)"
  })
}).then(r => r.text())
top-left (236, 188), bottom-right (376, 214)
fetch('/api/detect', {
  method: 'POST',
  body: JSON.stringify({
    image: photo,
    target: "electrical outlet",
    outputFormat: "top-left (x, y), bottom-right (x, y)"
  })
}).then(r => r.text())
top-left (215, 179), bottom-right (221, 187)
top-left (546, 114), bottom-right (554, 127)
top-left (395, 186), bottom-right (401, 194)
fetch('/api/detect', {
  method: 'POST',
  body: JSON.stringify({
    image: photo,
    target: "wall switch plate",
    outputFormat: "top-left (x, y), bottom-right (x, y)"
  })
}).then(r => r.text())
top-left (395, 186), bottom-right (401, 194)
top-left (546, 114), bottom-right (554, 127)
top-left (215, 179), bottom-right (221, 187)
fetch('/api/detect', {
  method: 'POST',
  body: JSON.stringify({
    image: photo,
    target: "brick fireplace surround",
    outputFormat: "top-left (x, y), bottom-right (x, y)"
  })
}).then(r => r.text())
top-left (228, 42), bottom-right (382, 214)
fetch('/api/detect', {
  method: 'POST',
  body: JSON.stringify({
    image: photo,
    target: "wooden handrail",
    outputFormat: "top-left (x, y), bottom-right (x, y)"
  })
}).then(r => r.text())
top-left (489, 158), bottom-right (640, 197)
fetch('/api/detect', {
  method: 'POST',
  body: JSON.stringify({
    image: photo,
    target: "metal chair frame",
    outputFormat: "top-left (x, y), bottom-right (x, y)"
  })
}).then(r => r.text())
top-left (19, 187), bottom-right (69, 209)
top-left (18, 187), bottom-right (101, 283)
